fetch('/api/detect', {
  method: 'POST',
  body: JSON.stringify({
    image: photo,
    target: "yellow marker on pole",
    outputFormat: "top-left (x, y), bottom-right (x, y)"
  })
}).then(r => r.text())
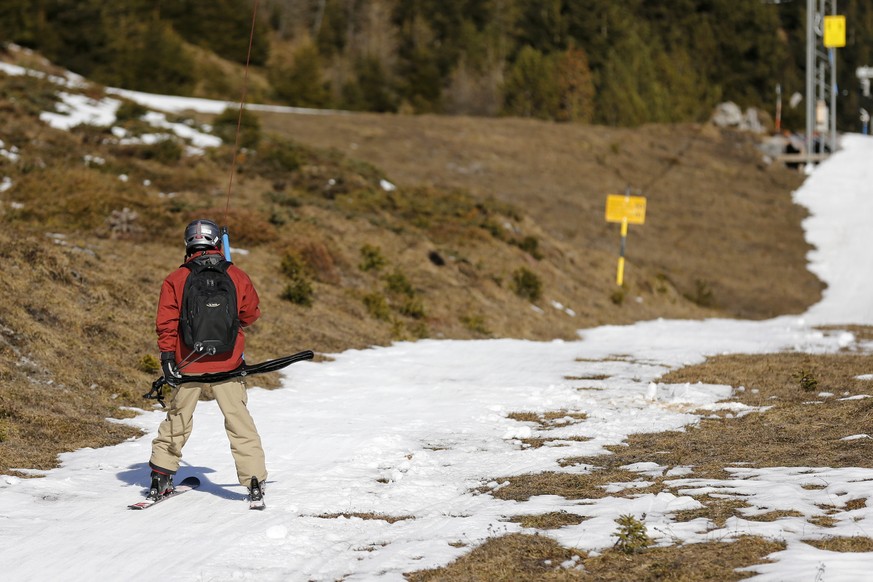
top-left (824, 15), bottom-right (846, 48)
top-left (605, 192), bottom-right (646, 286)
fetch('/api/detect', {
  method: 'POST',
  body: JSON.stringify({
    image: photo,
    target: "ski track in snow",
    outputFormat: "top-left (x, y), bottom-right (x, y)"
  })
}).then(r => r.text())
top-left (3, 68), bottom-right (873, 579)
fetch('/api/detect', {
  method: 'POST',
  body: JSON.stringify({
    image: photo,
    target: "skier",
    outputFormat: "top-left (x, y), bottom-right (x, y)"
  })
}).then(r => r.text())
top-left (146, 218), bottom-right (267, 506)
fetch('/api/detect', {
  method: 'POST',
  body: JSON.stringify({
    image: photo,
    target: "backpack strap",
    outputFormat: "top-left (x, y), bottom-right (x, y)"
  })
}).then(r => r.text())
top-left (181, 255), bottom-right (233, 272)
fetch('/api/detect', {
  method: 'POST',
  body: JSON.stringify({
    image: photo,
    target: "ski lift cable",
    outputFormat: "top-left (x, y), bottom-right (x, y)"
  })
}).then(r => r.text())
top-left (223, 0), bottom-right (261, 228)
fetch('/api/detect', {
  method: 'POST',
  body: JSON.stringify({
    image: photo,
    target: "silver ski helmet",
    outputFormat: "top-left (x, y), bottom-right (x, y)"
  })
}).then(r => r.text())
top-left (184, 219), bottom-right (221, 253)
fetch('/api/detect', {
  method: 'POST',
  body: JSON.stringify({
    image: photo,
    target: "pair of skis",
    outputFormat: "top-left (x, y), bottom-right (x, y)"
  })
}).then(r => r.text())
top-left (127, 477), bottom-right (264, 510)
top-left (132, 348), bottom-right (312, 508)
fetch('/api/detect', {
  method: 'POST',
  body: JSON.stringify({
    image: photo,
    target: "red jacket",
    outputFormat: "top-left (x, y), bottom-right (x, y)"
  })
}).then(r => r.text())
top-left (156, 249), bottom-right (261, 374)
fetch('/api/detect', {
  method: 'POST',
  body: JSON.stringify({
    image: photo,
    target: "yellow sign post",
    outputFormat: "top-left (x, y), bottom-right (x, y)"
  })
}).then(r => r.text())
top-left (605, 193), bottom-right (646, 286)
top-left (824, 15), bottom-right (846, 48)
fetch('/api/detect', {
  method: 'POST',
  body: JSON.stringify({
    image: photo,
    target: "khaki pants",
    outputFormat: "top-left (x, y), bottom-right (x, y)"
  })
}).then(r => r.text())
top-left (149, 378), bottom-right (267, 487)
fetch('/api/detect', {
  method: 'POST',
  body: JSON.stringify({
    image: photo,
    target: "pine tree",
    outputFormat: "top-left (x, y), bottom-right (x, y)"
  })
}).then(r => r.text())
top-left (502, 45), bottom-right (558, 120)
top-left (271, 42), bottom-right (331, 107)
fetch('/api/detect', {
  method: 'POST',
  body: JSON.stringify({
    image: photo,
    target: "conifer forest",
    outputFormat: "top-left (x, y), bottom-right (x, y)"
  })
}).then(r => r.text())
top-left (2, 0), bottom-right (873, 130)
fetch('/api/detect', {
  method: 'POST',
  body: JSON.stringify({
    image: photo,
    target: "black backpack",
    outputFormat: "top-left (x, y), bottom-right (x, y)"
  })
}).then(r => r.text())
top-left (179, 255), bottom-right (239, 355)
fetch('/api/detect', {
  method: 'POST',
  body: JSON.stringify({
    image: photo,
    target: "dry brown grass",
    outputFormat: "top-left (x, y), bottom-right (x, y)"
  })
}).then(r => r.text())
top-left (405, 533), bottom-right (783, 581)
top-left (484, 468), bottom-right (666, 502)
top-left (315, 512), bottom-right (415, 524)
top-left (417, 349), bottom-right (873, 579)
top-left (804, 536), bottom-right (873, 552)
top-left (672, 497), bottom-right (753, 528)
top-left (520, 436), bottom-right (591, 450)
top-left (258, 113), bottom-right (821, 322)
top-left (509, 511), bottom-right (588, 529)
top-left (507, 410), bottom-right (589, 428)
top-left (547, 351), bottom-right (873, 482)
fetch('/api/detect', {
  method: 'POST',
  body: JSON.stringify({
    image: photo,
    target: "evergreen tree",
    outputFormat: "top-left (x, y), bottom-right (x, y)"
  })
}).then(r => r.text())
top-left (341, 56), bottom-right (398, 112)
top-left (502, 45), bottom-right (558, 119)
top-left (38, 0), bottom-right (111, 78)
top-left (0, 0), bottom-right (40, 48)
top-left (515, 0), bottom-right (567, 55)
top-left (5, 0), bottom-right (873, 128)
top-left (163, 0), bottom-right (269, 66)
top-left (271, 42), bottom-right (331, 107)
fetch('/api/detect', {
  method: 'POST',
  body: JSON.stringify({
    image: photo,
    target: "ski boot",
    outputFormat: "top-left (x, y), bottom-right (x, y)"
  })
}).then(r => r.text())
top-left (147, 470), bottom-right (175, 501)
top-left (248, 476), bottom-right (265, 510)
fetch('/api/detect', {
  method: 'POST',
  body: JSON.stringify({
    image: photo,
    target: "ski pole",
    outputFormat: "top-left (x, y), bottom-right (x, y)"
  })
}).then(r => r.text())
top-left (145, 345), bottom-right (218, 407)
top-left (175, 343), bottom-right (217, 373)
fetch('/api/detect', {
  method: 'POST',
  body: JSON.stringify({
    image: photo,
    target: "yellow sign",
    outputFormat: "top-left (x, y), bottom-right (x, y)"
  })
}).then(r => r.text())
top-left (605, 194), bottom-right (647, 225)
top-left (824, 15), bottom-right (846, 48)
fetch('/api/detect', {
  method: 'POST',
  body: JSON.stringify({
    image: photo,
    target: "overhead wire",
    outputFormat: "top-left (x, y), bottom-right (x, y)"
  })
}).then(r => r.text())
top-left (222, 0), bottom-right (261, 227)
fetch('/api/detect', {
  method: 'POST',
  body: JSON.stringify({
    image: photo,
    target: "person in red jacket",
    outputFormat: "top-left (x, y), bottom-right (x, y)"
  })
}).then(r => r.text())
top-left (147, 218), bottom-right (266, 504)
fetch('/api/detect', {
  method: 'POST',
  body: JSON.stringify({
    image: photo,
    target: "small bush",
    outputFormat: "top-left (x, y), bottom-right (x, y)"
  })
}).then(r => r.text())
top-left (258, 139), bottom-right (304, 175)
top-left (385, 270), bottom-right (415, 297)
top-left (510, 267), bottom-right (543, 302)
top-left (514, 235), bottom-right (543, 260)
top-left (359, 244), bottom-right (387, 272)
top-left (115, 100), bottom-right (149, 122)
top-left (280, 279), bottom-right (314, 306)
top-left (461, 313), bottom-right (491, 336)
top-left (139, 138), bottom-right (183, 164)
top-left (137, 354), bottom-right (160, 374)
top-left (280, 252), bottom-right (310, 280)
top-left (399, 296), bottom-right (426, 319)
top-left (363, 291), bottom-right (391, 321)
top-left (796, 369), bottom-right (818, 392)
top-left (610, 289), bottom-right (625, 305)
top-left (405, 320), bottom-right (429, 339)
top-left (266, 189), bottom-right (302, 208)
top-left (279, 251), bottom-right (315, 307)
top-left (686, 279), bottom-right (715, 308)
top-left (212, 107), bottom-right (261, 149)
top-left (613, 514), bottom-right (652, 554)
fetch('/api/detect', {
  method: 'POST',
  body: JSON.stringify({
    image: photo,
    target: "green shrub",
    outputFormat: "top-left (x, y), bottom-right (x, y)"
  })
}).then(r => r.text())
top-left (399, 297), bottom-right (426, 319)
top-left (280, 252), bottom-right (310, 280)
top-left (115, 100), bottom-right (149, 122)
top-left (363, 292), bottom-right (391, 321)
top-left (359, 244), bottom-right (387, 272)
top-left (212, 107), bottom-right (261, 149)
top-left (270, 43), bottom-right (332, 108)
top-left (796, 369), bottom-right (818, 392)
top-left (510, 267), bottom-right (543, 302)
top-left (139, 138), bottom-right (183, 164)
top-left (402, 320), bottom-right (429, 340)
top-left (384, 270), bottom-right (414, 297)
top-left (280, 279), bottom-right (314, 306)
top-left (514, 235), bottom-right (543, 260)
top-left (613, 514), bottom-right (652, 554)
top-left (137, 354), bottom-right (160, 374)
top-left (279, 252), bottom-right (314, 307)
top-left (610, 289), bottom-right (625, 305)
top-left (259, 139), bottom-right (305, 175)
top-left (461, 313), bottom-right (491, 336)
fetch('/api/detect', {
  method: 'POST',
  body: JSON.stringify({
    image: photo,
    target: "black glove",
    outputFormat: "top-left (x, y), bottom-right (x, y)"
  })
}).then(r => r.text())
top-left (160, 352), bottom-right (182, 386)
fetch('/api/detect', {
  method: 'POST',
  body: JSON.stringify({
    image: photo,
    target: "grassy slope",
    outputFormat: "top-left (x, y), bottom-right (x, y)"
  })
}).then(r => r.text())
top-left (258, 113), bottom-right (820, 320)
top-left (0, 50), bottom-right (820, 477)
